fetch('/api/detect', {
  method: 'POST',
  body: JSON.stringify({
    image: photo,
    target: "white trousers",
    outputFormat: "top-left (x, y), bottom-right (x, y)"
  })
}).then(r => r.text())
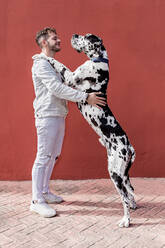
top-left (32, 116), bottom-right (65, 203)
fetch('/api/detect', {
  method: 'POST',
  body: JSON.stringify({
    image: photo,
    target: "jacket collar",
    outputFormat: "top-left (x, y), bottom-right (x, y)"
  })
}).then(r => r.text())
top-left (32, 52), bottom-right (55, 62)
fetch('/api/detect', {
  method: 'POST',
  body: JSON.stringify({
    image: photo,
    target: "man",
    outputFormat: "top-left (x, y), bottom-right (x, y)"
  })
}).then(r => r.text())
top-left (31, 27), bottom-right (106, 218)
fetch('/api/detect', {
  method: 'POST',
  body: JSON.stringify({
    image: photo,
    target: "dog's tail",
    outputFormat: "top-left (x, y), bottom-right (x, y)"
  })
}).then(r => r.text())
top-left (124, 144), bottom-right (135, 177)
top-left (129, 144), bottom-right (136, 164)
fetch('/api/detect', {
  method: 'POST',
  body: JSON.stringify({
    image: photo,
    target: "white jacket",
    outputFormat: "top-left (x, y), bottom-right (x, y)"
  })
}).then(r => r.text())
top-left (32, 53), bottom-right (88, 118)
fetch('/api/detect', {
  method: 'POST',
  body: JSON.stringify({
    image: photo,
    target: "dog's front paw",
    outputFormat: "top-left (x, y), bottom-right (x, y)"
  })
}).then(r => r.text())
top-left (118, 217), bottom-right (130, 228)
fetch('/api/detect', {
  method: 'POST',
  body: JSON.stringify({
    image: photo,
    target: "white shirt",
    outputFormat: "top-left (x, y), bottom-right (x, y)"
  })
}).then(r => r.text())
top-left (31, 53), bottom-right (88, 118)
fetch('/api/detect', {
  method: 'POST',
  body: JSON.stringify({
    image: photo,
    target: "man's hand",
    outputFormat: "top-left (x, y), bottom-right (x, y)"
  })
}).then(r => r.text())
top-left (86, 92), bottom-right (107, 109)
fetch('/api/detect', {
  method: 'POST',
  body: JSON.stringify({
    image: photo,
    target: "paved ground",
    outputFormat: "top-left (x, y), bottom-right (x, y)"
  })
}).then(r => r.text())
top-left (0, 178), bottom-right (165, 248)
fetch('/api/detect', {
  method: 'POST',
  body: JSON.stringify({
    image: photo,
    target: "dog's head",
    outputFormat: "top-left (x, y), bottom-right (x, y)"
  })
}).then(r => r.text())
top-left (71, 33), bottom-right (105, 58)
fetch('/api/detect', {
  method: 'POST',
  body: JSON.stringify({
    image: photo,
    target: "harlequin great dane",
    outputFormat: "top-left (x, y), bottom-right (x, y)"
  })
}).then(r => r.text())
top-left (47, 34), bottom-right (136, 227)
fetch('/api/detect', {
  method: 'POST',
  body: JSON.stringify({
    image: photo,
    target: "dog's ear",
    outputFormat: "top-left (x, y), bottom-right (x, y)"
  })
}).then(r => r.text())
top-left (85, 34), bottom-right (102, 44)
top-left (101, 44), bottom-right (105, 51)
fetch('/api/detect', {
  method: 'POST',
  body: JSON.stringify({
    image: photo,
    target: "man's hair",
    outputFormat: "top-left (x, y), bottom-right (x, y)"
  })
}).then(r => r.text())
top-left (35, 27), bottom-right (56, 47)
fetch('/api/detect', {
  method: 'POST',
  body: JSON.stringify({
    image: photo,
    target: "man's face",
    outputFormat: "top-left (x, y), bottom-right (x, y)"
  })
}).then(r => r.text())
top-left (46, 32), bottom-right (61, 52)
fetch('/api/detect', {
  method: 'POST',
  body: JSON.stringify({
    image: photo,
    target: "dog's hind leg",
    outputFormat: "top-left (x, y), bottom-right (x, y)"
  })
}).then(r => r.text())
top-left (107, 152), bottom-right (131, 227)
top-left (124, 148), bottom-right (137, 209)
top-left (124, 176), bottom-right (137, 210)
top-left (124, 168), bottom-right (137, 210)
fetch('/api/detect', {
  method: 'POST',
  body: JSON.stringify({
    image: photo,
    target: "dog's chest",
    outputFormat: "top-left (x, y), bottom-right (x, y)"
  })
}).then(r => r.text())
top-left (74, 61), bottom-right (109, 93)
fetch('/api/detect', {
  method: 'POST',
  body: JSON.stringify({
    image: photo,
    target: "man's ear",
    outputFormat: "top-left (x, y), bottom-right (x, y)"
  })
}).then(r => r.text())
top-left (41, 39), bottom-right (47, 48)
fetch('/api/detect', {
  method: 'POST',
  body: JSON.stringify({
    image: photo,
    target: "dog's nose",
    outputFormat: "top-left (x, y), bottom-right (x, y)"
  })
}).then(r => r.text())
top-left (73, 34), bottom-right (79, 38)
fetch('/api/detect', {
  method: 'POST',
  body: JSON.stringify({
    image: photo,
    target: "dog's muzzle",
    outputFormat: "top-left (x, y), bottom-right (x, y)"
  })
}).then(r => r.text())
top-left (71, 34), bottom-right (84, 53)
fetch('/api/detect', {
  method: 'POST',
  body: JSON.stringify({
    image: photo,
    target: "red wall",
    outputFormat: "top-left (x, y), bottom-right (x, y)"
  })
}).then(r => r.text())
top-left (1, 0), bottom-right (165, 180)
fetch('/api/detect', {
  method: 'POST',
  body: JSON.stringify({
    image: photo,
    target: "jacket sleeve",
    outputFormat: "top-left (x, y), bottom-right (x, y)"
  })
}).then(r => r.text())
top-left (34, 59), bottom-right (88, 103)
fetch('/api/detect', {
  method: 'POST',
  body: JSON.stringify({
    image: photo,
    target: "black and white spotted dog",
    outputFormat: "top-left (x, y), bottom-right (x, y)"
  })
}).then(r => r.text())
top-left (48, 34), bottom-right (136, 227)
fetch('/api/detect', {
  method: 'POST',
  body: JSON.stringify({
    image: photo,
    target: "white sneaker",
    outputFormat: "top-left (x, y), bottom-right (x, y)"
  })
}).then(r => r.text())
top-left (30, 201), bottom-right (56, 217)
top-left (43, 192), bottom-right (64, 204)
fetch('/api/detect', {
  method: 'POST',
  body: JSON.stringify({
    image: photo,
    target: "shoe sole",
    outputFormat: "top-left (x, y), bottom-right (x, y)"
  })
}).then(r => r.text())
top-left (45, 199), bottom-right (64, 204)
top-left (30, 207), bottom-right (56, 218)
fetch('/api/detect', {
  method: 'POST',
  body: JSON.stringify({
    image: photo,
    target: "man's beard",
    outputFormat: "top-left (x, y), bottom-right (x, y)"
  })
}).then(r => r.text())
top-left (47, 41), bottom-right (61, 52)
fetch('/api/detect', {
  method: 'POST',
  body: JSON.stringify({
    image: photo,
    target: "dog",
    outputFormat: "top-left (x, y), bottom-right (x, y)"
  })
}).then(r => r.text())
top-left (47, 34), bottom-right (137, 227)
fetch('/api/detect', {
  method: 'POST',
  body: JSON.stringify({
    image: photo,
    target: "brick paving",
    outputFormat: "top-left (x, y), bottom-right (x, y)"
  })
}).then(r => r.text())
top-left (0, 178), bottom-right (165, 248)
